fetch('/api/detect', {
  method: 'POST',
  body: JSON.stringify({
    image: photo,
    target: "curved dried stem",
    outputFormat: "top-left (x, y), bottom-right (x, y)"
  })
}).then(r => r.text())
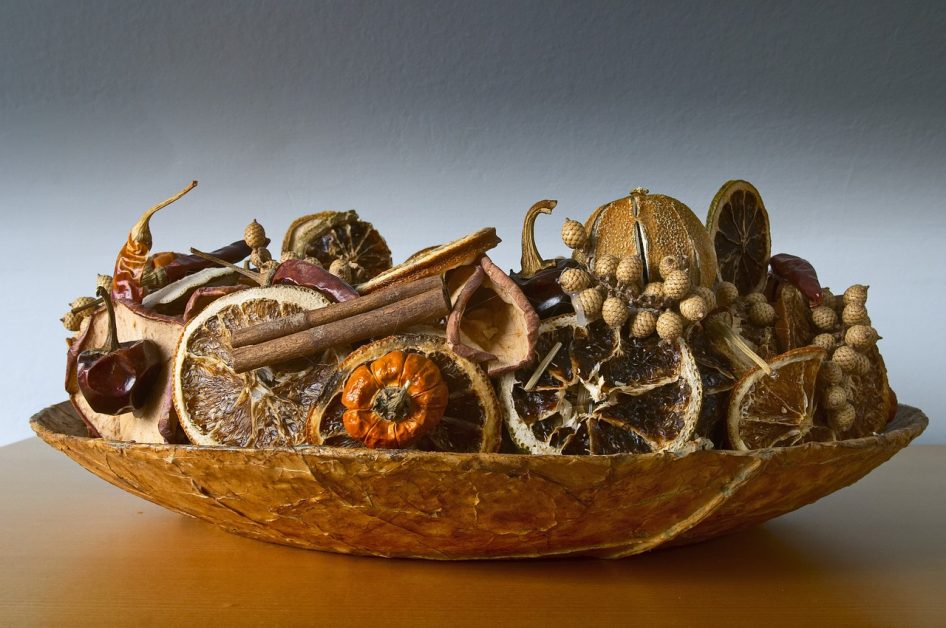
top-left (130, 181), bottom-right (198, 246)
top-left (519, 199), bottom-right (557, 278)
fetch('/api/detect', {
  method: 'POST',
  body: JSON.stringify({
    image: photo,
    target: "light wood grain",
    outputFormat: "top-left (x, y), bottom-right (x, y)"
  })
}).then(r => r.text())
top-left (1, 438), bottom-right (943, 626)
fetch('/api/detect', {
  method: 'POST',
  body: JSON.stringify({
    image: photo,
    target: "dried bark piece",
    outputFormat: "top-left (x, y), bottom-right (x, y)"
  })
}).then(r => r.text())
top-left (65, 300), bottom-right (183, 443)
top-left (446, 256), bottom-right (540, 376)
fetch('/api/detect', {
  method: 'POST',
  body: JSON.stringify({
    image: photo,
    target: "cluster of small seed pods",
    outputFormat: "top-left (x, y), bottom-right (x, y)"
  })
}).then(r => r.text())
top-left (810, 284), bottom-right (879, 433)
top-left (62, 274), bottom-right (113, 332)
top-left (559, 220), bottom-right (715, 343)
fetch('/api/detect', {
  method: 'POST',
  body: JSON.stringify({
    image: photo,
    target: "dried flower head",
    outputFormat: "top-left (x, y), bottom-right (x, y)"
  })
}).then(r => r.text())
top-left (602, 296), bottom-right (629, 328)
top-left (615, 256), bottom-right (644, 285)
top-left (559, 267), bottom-right (593, 294)
top-left (748, 301), bottom-right (776, 327)
top-left (656, 311), bottom-right (684, 340)
top-left (658, 255), bottom-right (683, 280)
top-left (630, 310), bottom-right (657, 338)
top-left (577, 287), bottom-right (604, 319)
top-left (716, 281), bottom-right (739, 307)
top-left (679, 295), bottom-right (707, 322)
top-left (244, 219), bottom-right (267, 250)
top-left (663, 269), bottom-right (690, 300)
top-left (811, 306), bottom-right (838, 331)
top-left (560, 219), bottom-right (587, 250)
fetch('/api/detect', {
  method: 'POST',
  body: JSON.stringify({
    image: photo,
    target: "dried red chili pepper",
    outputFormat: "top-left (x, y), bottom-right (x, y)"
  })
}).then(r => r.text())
top-left (76, 288), bottom-right (163, 415)
top-left (272, 259), bottom-right (359, 302)
top-left (770, 253), bottom-right (823, 307)
top-left (140, 239), bottom-right (259, 291)
top-left (111, 181), bottom-right (198, 302)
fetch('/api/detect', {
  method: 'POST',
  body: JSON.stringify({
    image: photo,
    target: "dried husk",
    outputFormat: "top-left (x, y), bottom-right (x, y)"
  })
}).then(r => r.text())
top-left (446, 256), bottom-right (540, 375)
top-left (31, 401), bottom-right (925, 560)
top-left (65, 300), bottom-right (183, 443)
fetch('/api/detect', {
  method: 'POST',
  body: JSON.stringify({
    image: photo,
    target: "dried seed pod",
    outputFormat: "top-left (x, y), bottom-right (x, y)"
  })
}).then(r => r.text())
top-left (845, 325), bottom-right (877, 350)
top-left (642, 282), bottom-right (664, 298)
top-left (853, 352), bottom-right (871, 375)
top-left (602, 296), bottom-right (629, 328)
top-left (716, 281), bottom-right (739, 307)
top-left (663, 269), bottom-right (690, 300)
top-left (559, 267), bottom-right (593, 294)
top-left (96, 274), bottom-right (113, 292)
top-left (560, 219), bottom-right (587, 250)
top-left (593, 254), bottom-right (619, 280)
top-left (577, 288), bottom-right (604, 319)
top-left (329, 258), bottom-right (354, 283)
top-left (748, 302), bottom-right (776, 327)
top-left (679, 295), bottom-right (707, 322)
top-left (62, 311), bottom-right (83, 332)
top-left (250, 247), bottom-right (273, 268)
top-left (828, 402), bottom-right (856, 433)
top-left (843, 284), bottom-right (869, 306)
top-left (811, 306), bottom-right (838, 331)
top-left (819, 360), bottom-right (843, 385)
top-left (656, 311), bottom-right (684, 340)
top-left (743, 292), bottom-right (767, 306)
top-left (832, 345), bottom-right (860, 372)
top-left (615, 256), bottom-right (644, 285)
top-left (630, 310), bottom-right (657, 338)
top-left (811, 333), bottom-right (836, 352)
top-left (842, 303), bottom-right (870, 326)
top-left (694, 286), bottom-right (717, 312)
top-left (244, 219), bottom-right (267, 250)
top-left (823, 385), bottom-right (848, 410)
top-left (71, 296), bottom-right (99, 319)
top-left (658, 255), bottom-right (683, 280)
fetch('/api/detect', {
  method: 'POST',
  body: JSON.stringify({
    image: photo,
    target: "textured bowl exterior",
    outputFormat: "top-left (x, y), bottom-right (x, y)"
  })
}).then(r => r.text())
top-left (30, 402), bottom-right (926, 560)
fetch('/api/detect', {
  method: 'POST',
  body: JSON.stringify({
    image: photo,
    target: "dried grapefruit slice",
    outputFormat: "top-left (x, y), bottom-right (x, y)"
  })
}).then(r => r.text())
top-left (173, 285), bottom-right (341, 447)
top-left (498, 316), bottom-right (703, 455)
top-left (707, 180), bottom-right (771, 295)
top-left (281, 210), bottom-right (392, 284)
top-left (307, 334), bottom-right (502, 452)
top-left (727, 346), bottom-right (825, 450)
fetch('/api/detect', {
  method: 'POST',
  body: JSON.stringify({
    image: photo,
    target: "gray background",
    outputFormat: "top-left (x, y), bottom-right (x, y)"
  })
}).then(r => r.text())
top-left (2, 0), bottom-right (943, 445)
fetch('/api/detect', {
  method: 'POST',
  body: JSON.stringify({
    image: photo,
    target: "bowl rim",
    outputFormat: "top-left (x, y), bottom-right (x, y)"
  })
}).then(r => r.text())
top-left (30, 400), bottom-right (928, 465)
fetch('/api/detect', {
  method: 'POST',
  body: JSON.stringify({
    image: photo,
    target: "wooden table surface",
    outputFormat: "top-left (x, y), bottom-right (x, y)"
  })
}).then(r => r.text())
top-left (1, 438), bottom-right (943, 628)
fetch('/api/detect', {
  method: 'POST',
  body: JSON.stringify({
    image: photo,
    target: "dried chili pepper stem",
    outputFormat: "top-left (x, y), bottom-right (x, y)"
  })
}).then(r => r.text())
top-left (519, 200), bottom-right (558, 278)
top-left (131, 181), bottom-right (198, 247)
top-left (96, 287), bottom-right (120, 353)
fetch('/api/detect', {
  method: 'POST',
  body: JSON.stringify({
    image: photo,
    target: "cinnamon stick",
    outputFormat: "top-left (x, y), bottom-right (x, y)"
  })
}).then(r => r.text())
top-left (231, 275), bottom-right (443, 348)
top-left (231, 286), bottom-right (450, 373)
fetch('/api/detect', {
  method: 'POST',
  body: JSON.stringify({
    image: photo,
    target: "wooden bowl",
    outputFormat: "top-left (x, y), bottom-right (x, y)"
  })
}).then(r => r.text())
top-left (30, 401), bottom-right (926, 560)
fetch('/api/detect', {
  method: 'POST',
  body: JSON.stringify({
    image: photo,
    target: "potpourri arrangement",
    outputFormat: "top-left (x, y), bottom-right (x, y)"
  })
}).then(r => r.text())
top-left (62, 180), bottom-right (897, 455)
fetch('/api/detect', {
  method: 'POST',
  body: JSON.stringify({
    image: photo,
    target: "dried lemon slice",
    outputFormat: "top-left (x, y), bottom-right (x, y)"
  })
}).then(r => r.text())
top-left (706, 180), bottom-right (771, 295)
top-left (307, 334), bottom-right (502, 452)
top-left (727, 346), bottom-right (826, 450)
top-left (498, 316), bottom-right (703, 455)
top-left (173, 285), bottom-right (342, 447)
top-left (281, 210), bottom-right (392, 284)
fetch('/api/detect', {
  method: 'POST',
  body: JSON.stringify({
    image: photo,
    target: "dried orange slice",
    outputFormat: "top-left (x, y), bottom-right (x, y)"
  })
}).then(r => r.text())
top-left (307, 334), bottom-right (502, 452)
top-left (727, 346), bottom-right (825, 450)
top-left (356, 228), bottom-right (501, 294)
top-left (498, 316), bottom-right (703, 455)
top-left (707, 180), bottom-right (771, 295)
top-left (281, 210), bottom-right (392, 284)
top-left (173, 285), bottom-right (342, 447)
